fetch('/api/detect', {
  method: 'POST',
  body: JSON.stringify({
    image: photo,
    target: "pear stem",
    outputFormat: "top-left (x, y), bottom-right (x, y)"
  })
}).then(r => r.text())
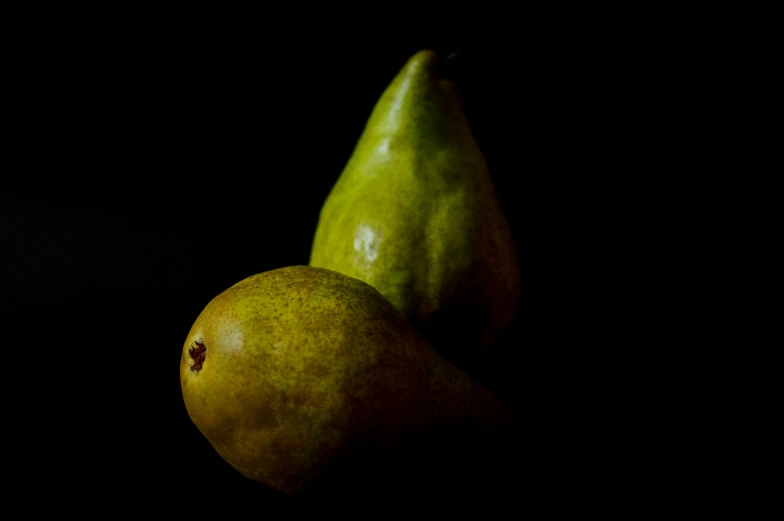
top-left (436, 51), bottom-right (462, 82)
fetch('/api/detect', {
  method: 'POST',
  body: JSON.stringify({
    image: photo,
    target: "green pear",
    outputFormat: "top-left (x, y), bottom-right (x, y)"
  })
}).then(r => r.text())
top-left (309, 50), bottom-right (520, 360)
top-left (180, 266), bottom-right (509, 496)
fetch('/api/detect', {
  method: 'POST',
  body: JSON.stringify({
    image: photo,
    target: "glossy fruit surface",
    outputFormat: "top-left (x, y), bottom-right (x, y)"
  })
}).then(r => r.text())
top-left (310, 50), bottom-right (520, 357)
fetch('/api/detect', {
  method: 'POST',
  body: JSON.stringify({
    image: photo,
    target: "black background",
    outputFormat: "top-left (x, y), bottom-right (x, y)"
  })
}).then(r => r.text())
top-left (2, 18), bottom-right (686, 518)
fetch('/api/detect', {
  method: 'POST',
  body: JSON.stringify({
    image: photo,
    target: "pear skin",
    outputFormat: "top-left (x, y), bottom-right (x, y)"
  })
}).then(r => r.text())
top-left (180, 266), bottom-right (509, 496)
top-left (309, 50), bottom-right (520, 361)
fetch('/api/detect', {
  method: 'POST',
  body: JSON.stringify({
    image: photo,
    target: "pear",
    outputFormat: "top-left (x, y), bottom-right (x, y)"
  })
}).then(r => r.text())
top-left (309, 50), bottom-right (520, 361)
top-left (180, 266), bottom-right (509, 497)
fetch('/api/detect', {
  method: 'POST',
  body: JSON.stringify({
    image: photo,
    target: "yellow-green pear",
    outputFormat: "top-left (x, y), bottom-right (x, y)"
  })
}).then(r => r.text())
top-left (180, 266), bottom-right (509, 496)
top-left (309, 50), bottom-right (520, 359)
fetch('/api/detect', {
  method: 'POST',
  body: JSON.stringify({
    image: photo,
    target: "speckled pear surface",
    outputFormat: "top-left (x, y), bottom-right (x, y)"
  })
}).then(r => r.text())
top-left (310, 50), bottom-right (520, 357)
top-left (180, 266), bottom-right (508, 496)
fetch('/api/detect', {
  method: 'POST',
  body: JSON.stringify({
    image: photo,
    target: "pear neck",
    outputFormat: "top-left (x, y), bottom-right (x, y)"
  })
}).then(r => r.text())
top-left (364, 70), bottom-right (469, 146)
